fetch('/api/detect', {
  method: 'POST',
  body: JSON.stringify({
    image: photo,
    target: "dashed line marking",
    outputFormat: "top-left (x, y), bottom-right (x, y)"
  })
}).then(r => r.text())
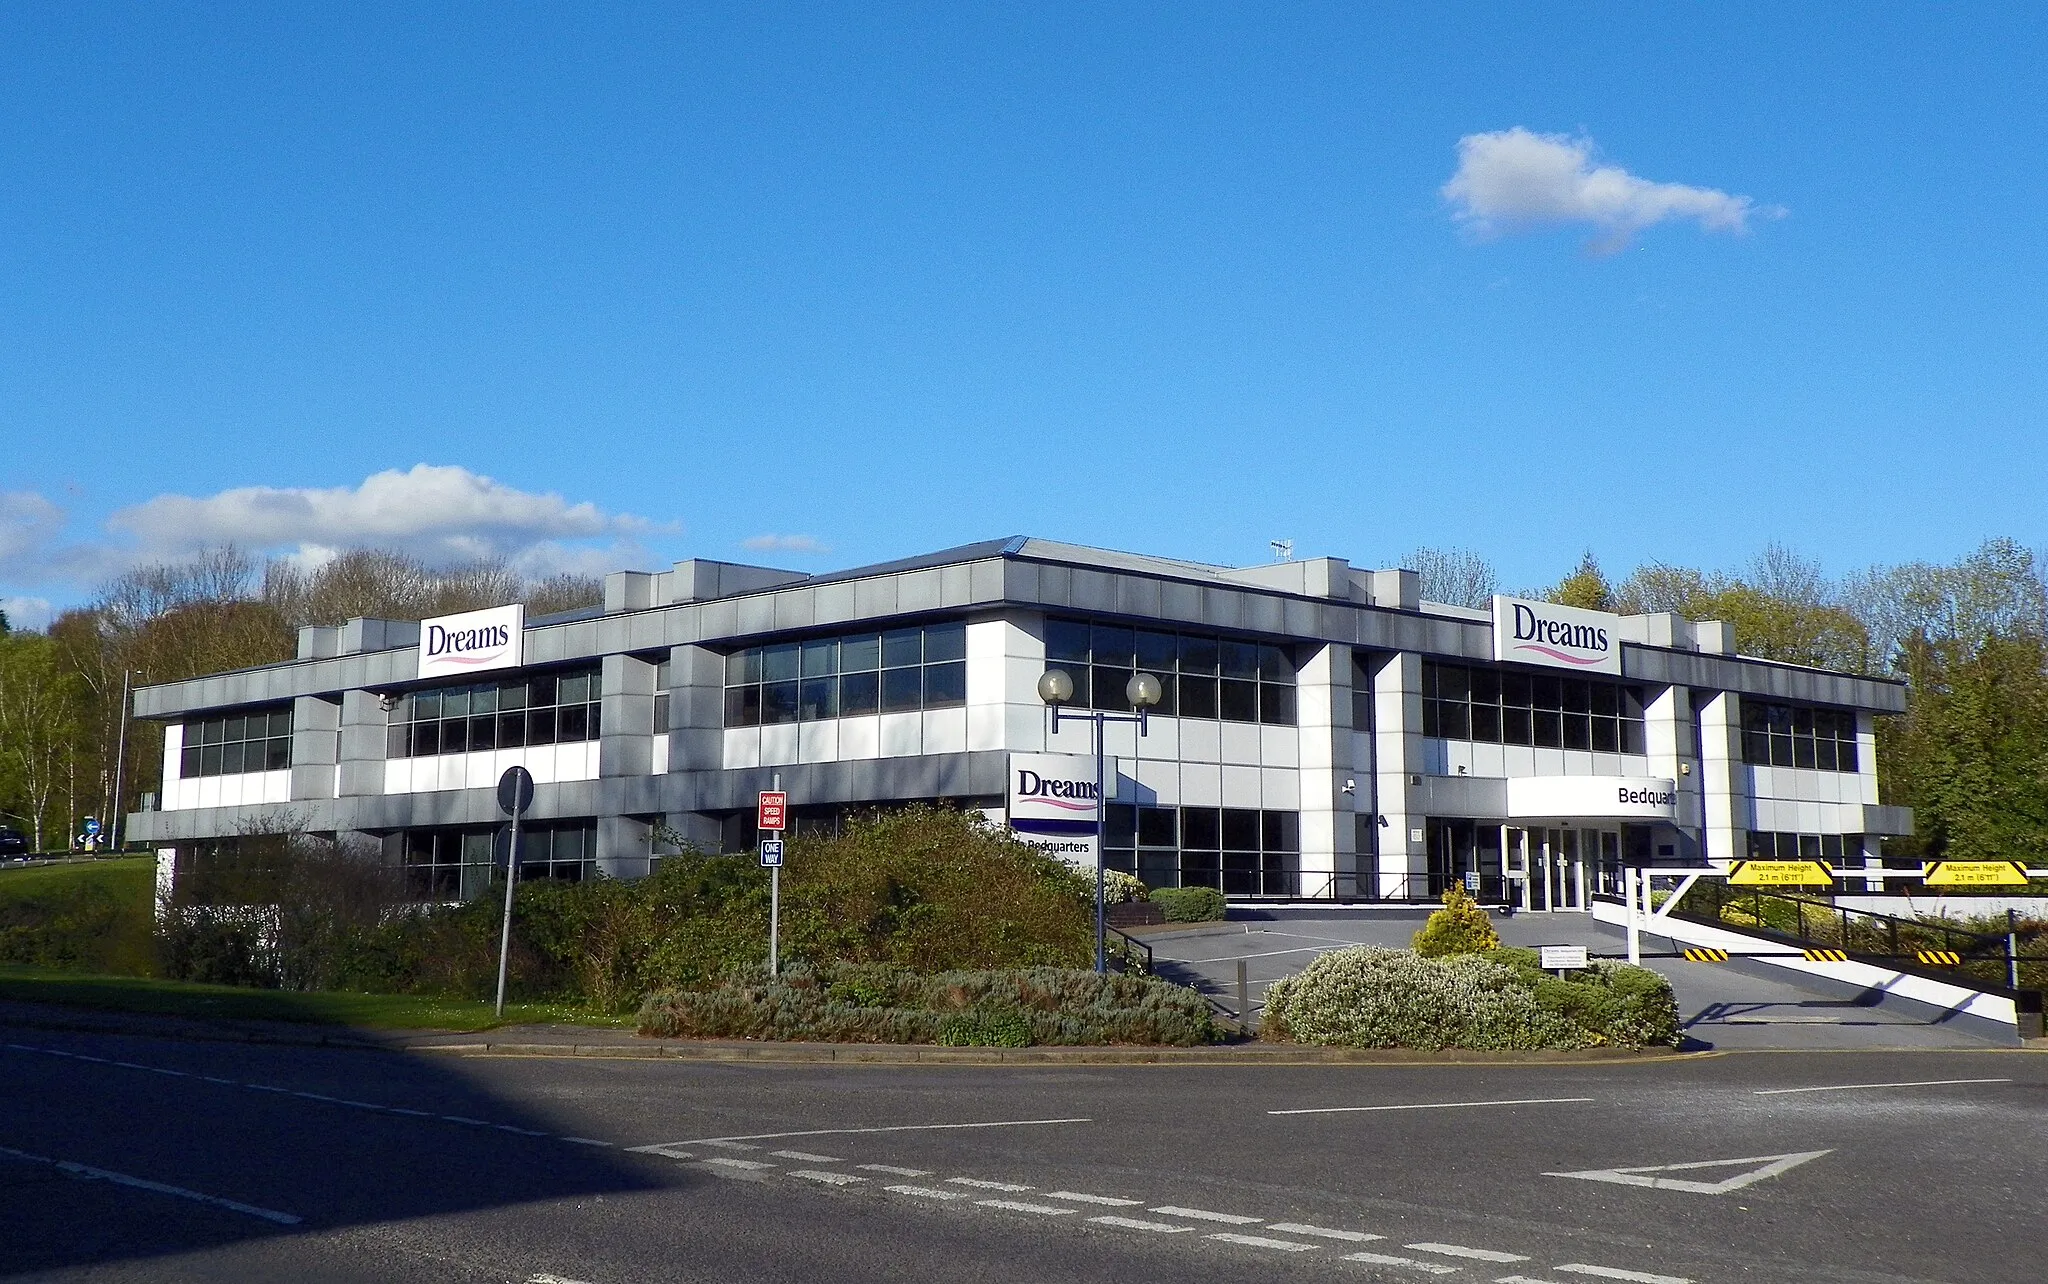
top-left (770, 1150), bottom-right (843, 1162)
top-left (625, 1143), bottom-right (698, 1159)
top-left (792, 1170), bottom-right (867, 1186)
top-left (699, 1156), bottom-right (775, 1171)
top-left (857, 1164), bottom-right (932, 1177)
top-left (559, 1137), bottom-right (615, 1148)
top-left (0, 1144), bottom-right (301, 1226)
top-left (1752, 1077), bottom-right (2011, 1096)
top-left (665, 1117), bottom-right (1092, 1146)
top-left (1408, 1242), bottom-right (1528, 1263)
top-left (885, 1184), bottom-right (971, 1200)
top-left (1344, 1251), bottom-right (1458, 1275)
top-left (1089, 1215), bottom-right (1196, 1233)
top-left (1207, 1232), bottom-right (1315, 1251)
top-left (1268, 1222), bottom-right (1384, 1242)
top-left (697, 1140), bottom-right (761, 1150)
top-left (1151, 1205), bottom-right (1261, 1225)
top-left (440, 1115), bottom-right (490, 1126)
top-left (948, 1177), bottom-right (1034, 1192)
top-left (1272, 1097), bottom-right (1596, 1116)
top-left (975, 1198), bottom-right (1075, 1215)
top-left (1045, 1190), bottom-right (1143, 1206)
top-left (1555, 1267), bottom-right (1691, 1284)
top-left (1495, 1276), bottom-right (1566, 1284)
top-left (386, 1108), bottom-right (434, 1118)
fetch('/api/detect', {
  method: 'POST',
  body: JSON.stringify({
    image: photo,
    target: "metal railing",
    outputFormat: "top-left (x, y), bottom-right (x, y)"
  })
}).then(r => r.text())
top-left (1104, 924), bottom-right (1154, 977)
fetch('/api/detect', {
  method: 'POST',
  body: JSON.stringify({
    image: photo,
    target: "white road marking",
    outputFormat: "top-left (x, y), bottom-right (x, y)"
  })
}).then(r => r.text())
top-left (1546, 1150), bottom-right (1832, 1195)
top-left (1494, 1276), bottom-right (1566, 1284)
top-left (697, 1139), bottom-right (761, 1150)
top-left (440, 1115), bottom-right (490, 1125)
top-left (793, 1170), bottom-right (866, 1186)
top-left (1752, 1077), bottom-right (2011, 1096)
top-left (770, 1150), bottom-right (843, 1162)
top-left (1343, 1251), bottom-right (1457, 1274)
top-left (1408, 1242), bottom-right (1529, 1262)
top-left (1267, 1221), bottom-right (1384, 1242)
top-left (625, 1143), bottom-right (695, 1160)
top-left (948, 1177), bottom-right (1034, 1191)
top-left (526, 1275), bottom-right (597, 1284)
top-left (495, 1124), bottom-right (551, 1136)
top-left (885, 1184), bottom-right (970, 1200)
top-left (699, 1157), bottom-right (775, 1171)
top-left (976, 1198), bottom-right (1076, 1215)
top-left (1207, 1232), bottom-right (1315, 1251)
top-left (1048, 1187), bottom-right (1146, 1204)
top-left (559, 1137), bottom-right (615, 1148)
top-left (1556, 1265), bottom-right (1692, 1284)
top-left (1271, 1097), bottom-right (1596, 1116)
top-left (0, 1144), bottom-right (301, 1225)
top-left (386, 1108), bottom-right (434, 1118)
top-left (657, 1117), bottom-right (1091, 1147)
top-left (857, 1163), bottom-right (933, 1177)
top-left (1089, 1215), bottom-right (1196, 1233)
top-left (1151, 1204), bottom-right (1261, 1225)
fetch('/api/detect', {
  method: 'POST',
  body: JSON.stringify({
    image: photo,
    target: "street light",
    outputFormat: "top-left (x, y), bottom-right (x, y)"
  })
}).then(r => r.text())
top-left (1038, 667), bottom-right (1162, 973)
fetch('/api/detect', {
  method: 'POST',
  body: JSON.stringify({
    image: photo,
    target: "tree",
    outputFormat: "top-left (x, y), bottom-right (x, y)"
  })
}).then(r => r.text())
top-left (1546, 551), bottom-right (1614, 612)
top-left (0, 632), bottom-right (87, 851)
top-left (1402, 547), bottom-right (1498, 609)
top-left (1614, 545), bottom-right (1869, 671)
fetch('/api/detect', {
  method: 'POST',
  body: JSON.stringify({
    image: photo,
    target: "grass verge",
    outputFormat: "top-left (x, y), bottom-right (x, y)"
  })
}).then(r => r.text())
top-left (0, 964), bottom-right (628, 1032)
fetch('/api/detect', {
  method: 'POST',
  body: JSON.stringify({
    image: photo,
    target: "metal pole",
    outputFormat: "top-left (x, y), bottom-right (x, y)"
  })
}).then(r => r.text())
top-left (1094, 713), bottom-right (1107, 975)
top-left (1626, 866), bottom-right (1641, 965)
top-left (1236, 958), bottom-right (1249, 1027)
top-left (108, 669), bottom-right (132, 852)
top-left (494, 809), bottom-right (519, 1018)
top-left (2008, 909), bottom-right (2021, 992)
top-left (769, 772), bottom-right (781, 978)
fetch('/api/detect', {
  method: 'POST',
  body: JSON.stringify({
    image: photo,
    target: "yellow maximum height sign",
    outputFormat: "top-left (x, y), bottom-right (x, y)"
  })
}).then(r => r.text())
top-left (1924, 861), bottom-right (2029, 887)
top-left (1728, 860), bottom-right (1835, 886)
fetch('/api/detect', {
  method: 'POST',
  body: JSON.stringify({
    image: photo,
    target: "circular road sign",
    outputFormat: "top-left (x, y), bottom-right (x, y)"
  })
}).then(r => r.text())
top-left (496, 765), bottom-right (535, 817)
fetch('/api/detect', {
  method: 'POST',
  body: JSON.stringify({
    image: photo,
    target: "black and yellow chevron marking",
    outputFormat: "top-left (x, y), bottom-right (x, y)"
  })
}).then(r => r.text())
top-left (1682, 947), bottom-right (1729, 963)
top-left (1916, 949), bottom-right (1964, 967)
top-left (1803, 948), bottom-right (1850, 962)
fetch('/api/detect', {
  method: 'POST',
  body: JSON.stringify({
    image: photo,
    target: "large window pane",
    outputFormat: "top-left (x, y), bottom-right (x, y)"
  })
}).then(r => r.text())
top-left (1438, 702), bottom-right (1469, 740)
top-left (881, 666), bottom-right (921, 712)
top-left (799, 677), bottom-right (838, 721)
top-left (1135, 630), bottom-right (1177, 672)
top-left (1257, 645), bottom-right (1295, 682)
top-left (527, 707), bottom-right (557, 745)
top-left (762, 681), bottom-right (801, 724)
top-left (1178, 675), bottom-right (1217, 719)
top-left (440, 718), bottom-right (467, 754)
top-left (1181, 807), bottom-right (1221, 849)
top-left (840, 634), bottom-right (881, 671)
top-left (1259, 683), bottom-right (1296, 725)
top-left (840, 671), bottom-right (879, 716)
top-left (725, 685), bottom-right (761, 727)
top-left (923, 623), bottom-right (966, 663)
top-left (498, 712), bottom-right (526, 746)
top-left (558, 704), bottom-right (589, 741)
top-left (1220, 641), bottom-right (1258, 680)
top-left (470, 714), bottom-right (496, 751)
top-left (1221, 808), bottom-right (1259, 850)
top-left (1563, 713), bottom-right (1591, 750)
top-left (727, 649), bottom-right (761, 684)
top-left (1138, 807), bottom-right (1177, 847)
top-left (1470, 703), bottom-right (1500, 742)
top-left (1045, 620), bottom-right (1091, 664)
top-left (1091, 626), bottom-right (1135, 667)
top-left (1503, 707), bottom-right (1532, 744)
top-left (1092, 666), bottom-right (1132, 712)
top-left (1533, 709), bottom-right (1562, 748)
top-left (1219, 678), bottom-right (1258, 722)
top-left (1591, 717), bottom-right (1618, 753)
top-left (761, 644), bottom-right (799, 683)
top-left (924, 661), bottom-right (967, 707)
top-left (1178, 635), bottom-right (1218, 675)
top-left (882, 628), bottom-right (922, 668)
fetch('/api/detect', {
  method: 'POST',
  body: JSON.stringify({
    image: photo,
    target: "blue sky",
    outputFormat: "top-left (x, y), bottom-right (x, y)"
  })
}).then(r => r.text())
top-left (4, 4), bottom-right (2044, 628)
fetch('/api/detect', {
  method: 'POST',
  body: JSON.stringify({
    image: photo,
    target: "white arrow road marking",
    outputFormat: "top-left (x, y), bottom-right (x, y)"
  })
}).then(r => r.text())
top-left (1545, 1150), bottom-right (1832, 1195)
top-left (1556, 1265), bottom-right (1693, 1283)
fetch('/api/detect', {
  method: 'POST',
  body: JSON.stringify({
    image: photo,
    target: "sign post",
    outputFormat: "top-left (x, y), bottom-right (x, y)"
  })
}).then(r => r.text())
top-left (759, 780), bottom-right (787, 977)
top-left (493, 765), bottom-right (534, 1017)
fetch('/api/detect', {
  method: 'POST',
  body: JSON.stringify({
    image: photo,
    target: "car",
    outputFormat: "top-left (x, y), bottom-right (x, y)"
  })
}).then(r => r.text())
top-left (0, 826), bottom-right (28, 857)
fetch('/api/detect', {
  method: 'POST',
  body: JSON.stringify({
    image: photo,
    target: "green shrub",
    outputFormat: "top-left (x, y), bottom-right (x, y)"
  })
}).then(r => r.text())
top-left (1480, 948), bottom-right (1682, 1049)
top-left (1151, 886), bottom-right (1227, 922)
top-left (640, 963), bottom-right (1220, 1046)
top-left (1411, 884), bottom-right (1502, 956)
top-left (1262, 946), bottom-right (1589, 1051)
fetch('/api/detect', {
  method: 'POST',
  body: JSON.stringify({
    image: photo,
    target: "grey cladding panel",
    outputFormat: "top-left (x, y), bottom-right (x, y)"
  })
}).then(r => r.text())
top-left (1243, 593), bottom-right (1285, 637)
top-left (967, 559), bottom-right (1003, 603)
top-left (1202, 587), bottom-right (1242, 631)
top-left (1004, 559), bottom-right (1043, 604)
top-left (1115, 575), bottom-right (1161, 621)
top-left (736, 595), bottom-right (776, 636)
top-left (698, 599), bottom-right (739, 645)
top-left (1072, 569), bottom-right (1115, 613)
top-left (1160, 580), bottom-right (1203, 625)
top-left (898, 568), bottom-right (941, 613)
top-left (814, 581), bottom-right (857, 626)
top-left (774, 588), bottom-right (817, 631)
top-left (854, 576), bottom-right (898, 620)
top-left (939, 563), bottom-right (972, 607)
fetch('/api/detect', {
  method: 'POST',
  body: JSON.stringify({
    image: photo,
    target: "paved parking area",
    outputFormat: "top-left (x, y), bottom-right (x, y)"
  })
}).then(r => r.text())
top-left (1145, 908), bottom-right (2013, 1049)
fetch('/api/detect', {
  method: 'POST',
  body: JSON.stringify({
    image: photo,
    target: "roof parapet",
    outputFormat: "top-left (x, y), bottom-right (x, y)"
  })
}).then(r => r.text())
top-left (604, 559), bottom-right (811, 613)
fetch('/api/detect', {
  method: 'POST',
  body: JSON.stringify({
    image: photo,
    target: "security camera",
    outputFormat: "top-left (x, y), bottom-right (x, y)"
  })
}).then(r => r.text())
top-left (1342, 778), bottom-right (1356, 795)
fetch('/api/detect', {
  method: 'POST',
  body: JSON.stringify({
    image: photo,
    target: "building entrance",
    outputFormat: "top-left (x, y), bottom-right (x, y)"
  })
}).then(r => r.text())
top-left (1507, 826), bottom-right (1620, 912)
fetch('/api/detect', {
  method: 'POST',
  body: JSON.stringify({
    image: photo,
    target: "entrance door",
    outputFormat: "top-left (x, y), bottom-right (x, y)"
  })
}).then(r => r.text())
top-left (1544, 828), bottom-right (1582, 911)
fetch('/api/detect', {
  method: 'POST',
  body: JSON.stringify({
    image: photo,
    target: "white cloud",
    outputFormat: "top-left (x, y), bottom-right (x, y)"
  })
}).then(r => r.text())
top-left (742, 534), bottom-right (830, 556)
top-left (2, 596), bottom-right (53, 632)
top-left (1442, 127), bottom-right (1782, 252)
top-left (0, 466), bottom-right (681, 602)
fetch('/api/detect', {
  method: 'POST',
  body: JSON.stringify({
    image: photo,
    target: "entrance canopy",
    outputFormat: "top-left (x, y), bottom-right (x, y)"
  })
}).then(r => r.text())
top-left (1505, 776), bottom-right (1677, 822)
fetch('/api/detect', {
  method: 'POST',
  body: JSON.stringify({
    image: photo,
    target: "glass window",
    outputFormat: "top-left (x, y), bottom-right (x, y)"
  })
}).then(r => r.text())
top-left (924, 662), bottom-right (967, 707)
top-left (1421, 661), bottom-right (1646, 756)
top-left (799, 677), bottom-right (838, 721)
top-left (881, 666), bottom-right (922, 712)
top-left (1219, 679), bottom-right (1258, 722)
top-left (1045, 619), bottom-right (1091, 664)
top-left (389, 666), bottom-right (601, 758)
top-left (1259, 683), bottom-right (1295, 726)
top-left (923, 623), bottom-right (966, 663)
top-left (840, 670), bottom-right (879, 715)
top-left (800, 639), bottom-right (838, 677)
top-left (762, 681), bottom-right (801, 724)
top-left (881, 628), bottom-right (923, 668)
top-left (1740, 701), bottom-right (1862, 774)
top-left (1178, 674), bottom-right (1218, 719)
top-left (761, 644), bottom-right (799, 683)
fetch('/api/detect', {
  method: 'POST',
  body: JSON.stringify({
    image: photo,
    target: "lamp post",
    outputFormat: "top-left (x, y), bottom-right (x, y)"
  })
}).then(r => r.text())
top-left (1036, 667), bottom-right (1162, 974)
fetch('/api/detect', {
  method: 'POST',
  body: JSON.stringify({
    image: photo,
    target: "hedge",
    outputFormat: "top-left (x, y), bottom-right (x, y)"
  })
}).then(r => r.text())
top-left (1150, 886), bottom-right (1227, 922)
top-left (640, 962), bottom-right (1221, 1046)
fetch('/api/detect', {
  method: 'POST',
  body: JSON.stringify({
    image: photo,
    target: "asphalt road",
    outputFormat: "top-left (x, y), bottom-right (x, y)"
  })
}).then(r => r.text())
top-left (1148, 910), bottom-right (2015, 1049)
top-left (3, 1022), bottom-right (2043, 1284)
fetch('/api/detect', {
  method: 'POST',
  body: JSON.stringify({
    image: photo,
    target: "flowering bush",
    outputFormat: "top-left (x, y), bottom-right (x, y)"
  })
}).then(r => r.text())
top-left (1263, 946), bottom-right (1590, 1051)
top-left (1100, 870), bottom-right (1149, 905)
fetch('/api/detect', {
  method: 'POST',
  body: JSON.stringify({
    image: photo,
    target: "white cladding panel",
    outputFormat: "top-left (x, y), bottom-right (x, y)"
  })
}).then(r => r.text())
top-left (1506, 775), bottom-right (1677, 820)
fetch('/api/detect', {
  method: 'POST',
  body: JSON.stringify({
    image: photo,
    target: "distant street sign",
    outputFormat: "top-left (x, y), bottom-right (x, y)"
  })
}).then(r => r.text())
top-left (1540, 945), bottom-right (1589, 972)
top-left (758, 790), bottom-right (788, 832)
top-left (1729, 860), bottom-right (1833, 887)
top-left (497, 766), bottom-right (535, 817)
top-left (82, 817), bottom-right (101, 836)
top-left (1463, 870), bottom-right (1481, 892)
top-left (759, 837), bottom-right (784, 868)
top-left (1924, 860), bottom-right (2028, 887)
top-left (491, 826), bottom-right (524, 870)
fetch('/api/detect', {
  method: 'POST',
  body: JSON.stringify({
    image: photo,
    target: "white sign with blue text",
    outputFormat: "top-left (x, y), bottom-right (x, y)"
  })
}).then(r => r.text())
top-left (1492, 595), bottom-right (1623, 676)
top-left (418, 603), bottom-right (525, 680)
top-left (759, 838), bottom-right (784, 868)
top-left (1007, 752), bottom-right (1107, 871)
